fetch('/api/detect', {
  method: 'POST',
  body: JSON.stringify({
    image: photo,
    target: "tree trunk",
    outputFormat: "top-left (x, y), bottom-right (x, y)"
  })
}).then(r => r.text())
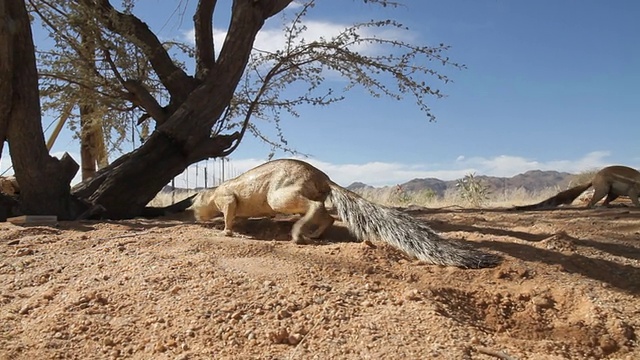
top-left (80, 104), bottom-right (98, 180)
top-left (79, 32), bottom-right (97, 181)
top-left (93, 122), bottom-right (108, 170)
top-left (79, 105), bottom-right (108, 180)
top-left (0, 0), bottom-right (80, 219)
top-left (72, 129), bottom-right (235, 219)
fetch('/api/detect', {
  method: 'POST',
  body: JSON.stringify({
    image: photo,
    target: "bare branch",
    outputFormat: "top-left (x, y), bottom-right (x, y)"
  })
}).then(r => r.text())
top-left (99, 44), bottom-right (168, 124)
top-left (39, 71), bottom-right (129, 100)
top-left (83, 0), bottom-right (198, 100)
top-left (99, 45), bottom-right (126, 84)
top-left (122, 80), bottom-right (168, 125)
top-left (193, 0), bottom-right (216, 79)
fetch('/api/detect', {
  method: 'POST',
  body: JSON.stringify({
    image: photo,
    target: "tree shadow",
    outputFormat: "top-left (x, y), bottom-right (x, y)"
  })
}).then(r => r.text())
top-left (399, 207), bottom-right (640, 293)
top-left (472, 240), bottom-right (640, 295)
top-left (556, 232), bottom-right (640, 261)
top-left (424, 213), bottom-right (640, 262)
top-left (428, 220), bottom-right (551, 242)
top-left (402, 204), bottom-right (640, 218)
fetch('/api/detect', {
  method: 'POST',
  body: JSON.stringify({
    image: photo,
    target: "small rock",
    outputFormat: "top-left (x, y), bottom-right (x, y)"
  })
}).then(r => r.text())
top-left (18, 304), bottom-right (32, 315)
top-left (277, 310), bottom-right (291, 319)
top-left (268, 327), bottom-right (289, 344)
top-left (599, 336), bottom-right (619, 354)
top-left (404, 289), bottom-right (421, 301)
top-left (154, 343), bottom-right (167, 353)
top-left (532, 295), bottom-right (554, 309)
top-left (231, 311), bottom-right (243, 320)
top-left (41, 289), bottom-right (56, 300)
top-left (15, 248), bottom-right (34, 257)
top-left (287, 333), bottom-right (302, 345)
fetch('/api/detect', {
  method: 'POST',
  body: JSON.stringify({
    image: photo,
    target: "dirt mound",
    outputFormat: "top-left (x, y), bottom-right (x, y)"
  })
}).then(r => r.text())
top-left (1, 207), bottom-right (639, 359)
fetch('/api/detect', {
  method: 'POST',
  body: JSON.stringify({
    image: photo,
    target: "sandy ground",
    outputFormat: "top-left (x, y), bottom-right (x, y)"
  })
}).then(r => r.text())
top-left (1, 205), bottom-right (639, 360)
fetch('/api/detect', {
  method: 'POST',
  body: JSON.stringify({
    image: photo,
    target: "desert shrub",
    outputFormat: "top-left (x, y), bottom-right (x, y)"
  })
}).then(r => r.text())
top-left (456, 172), bottom-right (490, 207)
top-left (388, 185), bottom-right (412, 206)
top-left (413, 188), bottom-right (437, 205)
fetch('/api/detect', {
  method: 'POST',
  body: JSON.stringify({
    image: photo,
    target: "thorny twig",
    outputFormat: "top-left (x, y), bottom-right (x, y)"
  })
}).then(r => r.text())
top-left (474, 346), bottom-right (518, 360)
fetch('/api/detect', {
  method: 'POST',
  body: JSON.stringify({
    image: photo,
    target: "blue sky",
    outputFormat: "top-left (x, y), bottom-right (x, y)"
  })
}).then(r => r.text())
top-left (2, 0), bottom-right (639, 188)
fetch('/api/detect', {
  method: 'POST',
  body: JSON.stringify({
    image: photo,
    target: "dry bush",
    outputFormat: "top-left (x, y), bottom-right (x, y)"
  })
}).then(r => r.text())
top-left (354, 185), bottom-right (571, 209)
top-left (148, 181), bottom-right (581, 213)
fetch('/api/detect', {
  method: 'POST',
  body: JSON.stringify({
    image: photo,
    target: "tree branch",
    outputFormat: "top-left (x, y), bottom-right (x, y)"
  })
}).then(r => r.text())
top-left (39, 71), bottom-right (131, 102)
top-left (97, 41), bottom-right (167, 124)
top-left (83, 0), bottom-right (198, 100)
top-left (159, 0), bottom-right (280, 147)
top-left (194, 0), bottom-right (216, 80)
top-left (260, 0), bottom-right (293, 19)
top-left (122, 80), bottom-right (168, 125)
top-left (188, 133), bottom-right (238, 163)
top-left (219, 56), bottom-right (287, 156)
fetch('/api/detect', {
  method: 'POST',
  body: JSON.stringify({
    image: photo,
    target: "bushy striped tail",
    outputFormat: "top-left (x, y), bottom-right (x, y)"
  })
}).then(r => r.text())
top-left (328, 183), bottom-right (501, 269)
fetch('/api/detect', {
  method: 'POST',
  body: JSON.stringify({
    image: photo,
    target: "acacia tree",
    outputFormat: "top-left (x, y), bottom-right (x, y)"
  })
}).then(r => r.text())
top-left (5, 0), bottom-right (462, 219)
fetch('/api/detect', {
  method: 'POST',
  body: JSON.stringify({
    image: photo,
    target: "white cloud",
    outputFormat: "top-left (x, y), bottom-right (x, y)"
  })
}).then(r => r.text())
top-left (170, 150), bottom-right (624, 189)
top-left (182, 19), bottom-right (412, 56)
top-left (303, 151), bottom-right (619, 186)
top-left (455, 151), bottom-right (612, 178)
top-left (286, 1), bottom-right (304, 10)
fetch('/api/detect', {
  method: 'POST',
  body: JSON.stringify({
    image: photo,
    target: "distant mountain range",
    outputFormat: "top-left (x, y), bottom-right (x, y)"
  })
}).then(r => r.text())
top-left (161, 169), bottom-right (577, 199)
top-left (346, 170), bottom-right (575, 198)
